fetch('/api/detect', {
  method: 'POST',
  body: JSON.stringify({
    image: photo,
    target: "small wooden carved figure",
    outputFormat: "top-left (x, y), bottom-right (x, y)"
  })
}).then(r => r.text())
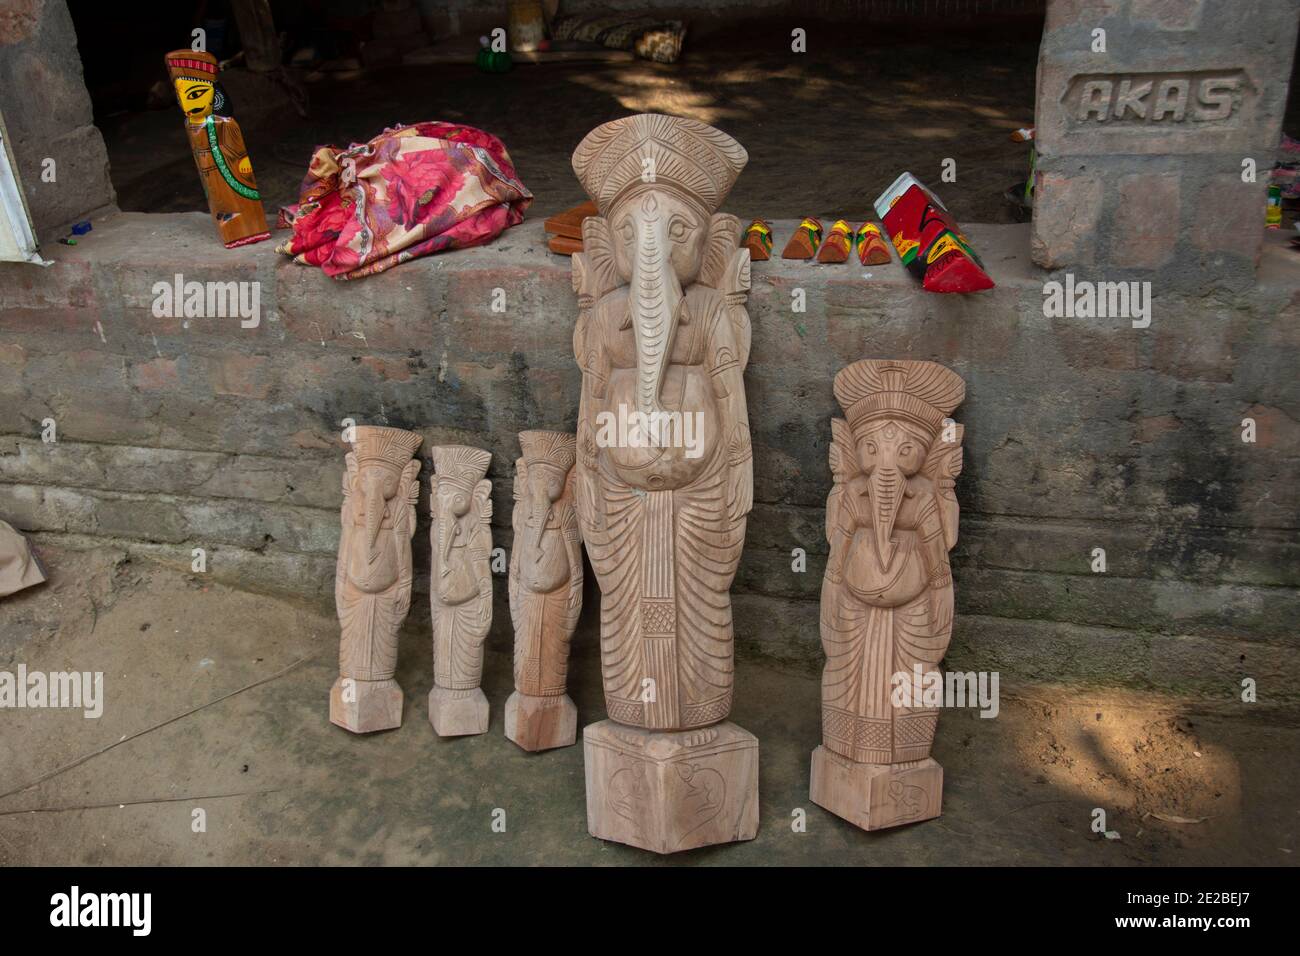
top-left (330, 426), bottom-right (422, 733)
top-left (505, 431), bottom-right (583, 752)
top-left (164, 50), bottom-right (271, 249)
top-left (811, 359), bottom-right (965, 830)
top-left (571, 114), bottom-right (758, 853)
top-left (428, 445), bottom-right (494, 736)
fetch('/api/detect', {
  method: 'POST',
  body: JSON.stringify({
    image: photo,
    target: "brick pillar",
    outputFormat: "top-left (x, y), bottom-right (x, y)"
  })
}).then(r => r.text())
top-left (0, 0), bottom-right (117, 239)
top-left (1032, 0), bottom-right (1300, 290)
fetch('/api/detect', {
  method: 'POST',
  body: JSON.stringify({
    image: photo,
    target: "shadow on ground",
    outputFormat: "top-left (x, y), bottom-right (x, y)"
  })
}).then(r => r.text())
top-left (0, 547), bottom-right (1294, 865)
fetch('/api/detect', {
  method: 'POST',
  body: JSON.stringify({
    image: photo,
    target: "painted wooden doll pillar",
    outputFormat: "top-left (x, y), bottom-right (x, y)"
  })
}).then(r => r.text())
top-left (811, 359), bottom-right (965, 830)
top-left (571, 114), bottom-right (759, 853)
top-left (428, 445), bottom-right (494, 736)
top-left (164, 50), bottom-right (271, 249)
top-left (505, 431), bottom-right (583, 752)
top-left (330, 426), bottom-right (422, 733)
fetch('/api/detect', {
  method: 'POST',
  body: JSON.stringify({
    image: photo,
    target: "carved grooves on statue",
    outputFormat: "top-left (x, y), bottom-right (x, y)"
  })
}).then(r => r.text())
top-left (573, 113), bottom-right (758, 852)
top-left (812, 358), bottom-right (964, 831)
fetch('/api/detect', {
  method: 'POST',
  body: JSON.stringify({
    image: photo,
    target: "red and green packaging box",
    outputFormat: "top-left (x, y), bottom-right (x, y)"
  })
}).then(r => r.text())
top-left (873, 172), bottom-right (994, 293)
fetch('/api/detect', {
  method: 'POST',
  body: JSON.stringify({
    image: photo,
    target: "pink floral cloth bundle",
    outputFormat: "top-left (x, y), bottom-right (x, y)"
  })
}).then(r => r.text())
top-left (277, 121), bottom-right (532, 279)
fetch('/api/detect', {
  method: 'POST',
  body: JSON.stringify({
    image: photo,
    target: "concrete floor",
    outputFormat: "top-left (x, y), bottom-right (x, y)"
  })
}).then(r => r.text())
top-left (1, 545), bottom-right (1294, 866)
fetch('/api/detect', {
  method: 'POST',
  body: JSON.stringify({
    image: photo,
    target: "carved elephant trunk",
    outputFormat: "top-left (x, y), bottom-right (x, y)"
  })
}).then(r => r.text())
top-left (628, 194), bottom-right (685, 420)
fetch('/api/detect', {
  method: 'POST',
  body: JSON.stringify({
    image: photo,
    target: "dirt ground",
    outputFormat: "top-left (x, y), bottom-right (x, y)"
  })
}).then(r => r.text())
top-left (100, 23), bottom-right (1045, 229)
top-left (1, 545), bottom-right (1295, 866)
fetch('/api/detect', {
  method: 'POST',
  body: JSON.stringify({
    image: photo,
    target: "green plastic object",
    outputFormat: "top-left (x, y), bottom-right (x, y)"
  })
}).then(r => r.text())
top-left (476, 47), bottom-right (513, 73)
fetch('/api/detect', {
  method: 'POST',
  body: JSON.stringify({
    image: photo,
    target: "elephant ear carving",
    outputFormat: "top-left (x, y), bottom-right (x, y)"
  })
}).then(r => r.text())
top-left (562, 467), bottom-right (581, 539)
top-left (508, 458), bottom-right (526, 633)
top-left (342, 451), bottom-right (359, 498)
top-left (826, 418), bottom-right (859, 545)
top-left (580, 216), bottom-right (620, 297)
top-left (394, 457), bottom-right (420, 534)
top-left (921, 422), bottom-right (964, 551)
top-left (402, 458), bottom-right (421, 503)
top-left (571, 251), bottom-right (589, 298)
top-left (512, 457), bottom-right (527, 503)
top-left (698, 213), bottom-right (742, 290)
top-left (474, 478), bottom-right (493, 524)
top-left (720, 246), bottom-right (751, 370)
top-left (572, 254), bottom-right (591, 361)
top-left (828, 418), bottom-right (859, 485)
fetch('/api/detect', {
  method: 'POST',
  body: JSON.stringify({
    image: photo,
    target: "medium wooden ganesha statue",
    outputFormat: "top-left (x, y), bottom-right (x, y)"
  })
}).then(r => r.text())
top-left (811, 359), bottom-right (965, 831)
top-left (571, 113), bottom-right (758, 853)
top-left (505, 431), bottom-right (583, 752)
top-left (428, 445), bottom-right (494, 737)
top-left (329, 426), bottom-right (423, 734)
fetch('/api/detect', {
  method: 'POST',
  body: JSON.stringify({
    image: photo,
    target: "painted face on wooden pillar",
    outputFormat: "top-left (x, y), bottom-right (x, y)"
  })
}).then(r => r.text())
top-left (174, 78), bottom-right (215, 125)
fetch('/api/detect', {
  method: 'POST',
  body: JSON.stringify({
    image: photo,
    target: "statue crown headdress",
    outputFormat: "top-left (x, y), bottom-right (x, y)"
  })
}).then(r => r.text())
top-left (518, 431), bottom-right (577, 473)
top-left (834, 360), bottom-right (965, 436)
top-left (351, 426), bottom-right (422, 467)
top-left (432, 445), bottom-right (492, 485)
top-left (165, 49), bottom-right (218, 79)
top-left (572, 113), bottom-right (748, 216)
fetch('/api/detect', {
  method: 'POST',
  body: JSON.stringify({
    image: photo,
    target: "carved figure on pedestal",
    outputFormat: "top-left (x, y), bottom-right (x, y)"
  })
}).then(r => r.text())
top-left (330, 426), bottom-right (422, 733)
top-left (811, 359), bottom-right (965, 830)
top-left (428, 445), bottom-right (493, 736)
top-left (571, 113), bottom-right (759, 853)
top-left (505, 431), bottom-right (583, 751)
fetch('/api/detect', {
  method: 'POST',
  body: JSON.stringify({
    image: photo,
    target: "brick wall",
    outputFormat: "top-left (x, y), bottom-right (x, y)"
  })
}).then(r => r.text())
top-left (1032, 0), bottom-right (1300, 290)
top-left (2, 212), bottom-right (1296, 702)
top-left (0, 0), bottom-right (116, 240)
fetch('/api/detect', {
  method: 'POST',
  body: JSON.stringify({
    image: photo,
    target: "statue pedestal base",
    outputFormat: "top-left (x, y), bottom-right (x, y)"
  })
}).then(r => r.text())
top-left (505, 692), bottom-right (577, 752)
top-left (428, 685), bottom-right (489, 736)
top-left (584, 719), bottom-right (759, 854)
top-left (329, 677), bottom-right (403, 734)
top-left (809, 746), bottom-right (943, 831)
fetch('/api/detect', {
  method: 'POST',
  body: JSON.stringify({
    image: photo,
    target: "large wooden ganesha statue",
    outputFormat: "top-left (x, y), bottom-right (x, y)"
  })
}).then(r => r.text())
top-left (811, 359), bottom-right (965, 831)
top-left (570, 113), bottom-right (758, 853)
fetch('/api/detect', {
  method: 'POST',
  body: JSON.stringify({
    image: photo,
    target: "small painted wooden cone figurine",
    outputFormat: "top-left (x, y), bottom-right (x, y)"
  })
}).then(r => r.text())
top-left (811, 359), bottom-right (965, 830)
top-left (571, 114), bottom-right (758, 853)
top-left (164, 49), bottom-right (271, 249)
top-left (505, 431), bottom-right (583, 751)
top-left (429, 445), bottom-right (494, 736)
top-left (330, 426), bottom-right (423, 733)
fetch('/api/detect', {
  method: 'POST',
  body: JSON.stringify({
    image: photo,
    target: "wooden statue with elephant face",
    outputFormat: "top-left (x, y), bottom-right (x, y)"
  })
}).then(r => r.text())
top-left (505, 431), bottom-right (583, 752)
top-left (570, 113), bottom-right (758, 853)
top-left (428, 445), bottom-right (494, 737)
top-left (811, 359), bottom-right (965, 831)
top-left (330, 426), bottom-right (423, 733)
